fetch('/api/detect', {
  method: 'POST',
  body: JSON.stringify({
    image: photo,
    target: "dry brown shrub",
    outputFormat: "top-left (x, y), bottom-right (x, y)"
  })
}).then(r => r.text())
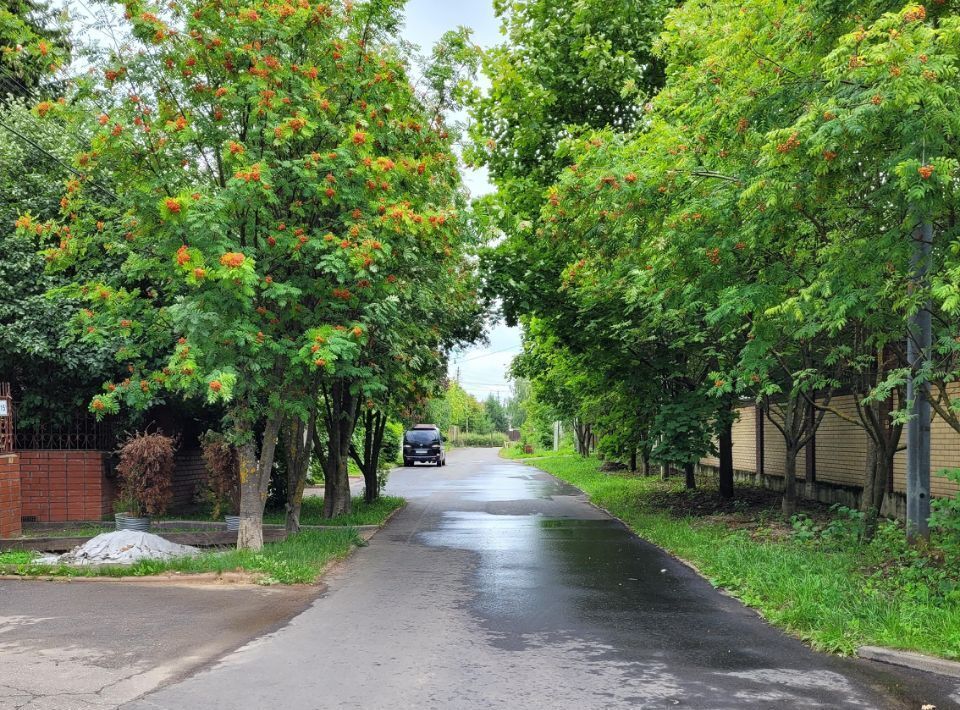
top-left (116, 431), bottom-right (177, 517)
top-left (201, 431), bottom-right (240, 518)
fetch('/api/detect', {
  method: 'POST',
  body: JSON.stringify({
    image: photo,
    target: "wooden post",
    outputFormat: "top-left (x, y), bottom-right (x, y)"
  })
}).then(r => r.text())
top-left (805, 395), bottom-right (816, 484)
top-left (755, 403), bottom-right (764, 476)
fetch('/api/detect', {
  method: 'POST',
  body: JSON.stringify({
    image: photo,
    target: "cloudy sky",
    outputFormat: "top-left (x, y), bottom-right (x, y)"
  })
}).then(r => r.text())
top-left (404, 1), bottom-right (523, 402)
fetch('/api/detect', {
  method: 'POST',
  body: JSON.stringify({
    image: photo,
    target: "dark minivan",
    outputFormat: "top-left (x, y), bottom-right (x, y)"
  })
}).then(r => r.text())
top-left (402, 424), bottom-right (446, 467)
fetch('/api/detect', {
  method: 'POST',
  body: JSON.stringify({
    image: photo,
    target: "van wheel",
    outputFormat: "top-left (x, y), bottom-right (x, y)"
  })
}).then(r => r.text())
top-left (404, 458), bottom-right (412, 467)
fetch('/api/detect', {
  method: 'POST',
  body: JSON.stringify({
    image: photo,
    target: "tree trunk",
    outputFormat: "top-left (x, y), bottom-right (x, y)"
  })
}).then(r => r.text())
top-left (351, 409), bottom-right (388, 504)
top-left (856, 385), bottom-right (902, 541)
top-left (718, 418), bottom-right (734, 500)
top-left (368, 412), bottom-right (387, 502)
top-left (324, 451), bottom-right (351, 518)
top-left (629, 449), bottom-right (638, 473)
top-left (642, 451), bottom-right (650, 477)
top-left (860, 439), bottom-right (879, 515)
top-left (237, 414), bottom-right (283, 550)
top-left (237, 442), bottom-right (262, 550)
top-left (322, 380), bottom-right (358, 518)
top-left (661, 462), bottom-right (670, 481)
top-left (861, 442), bottom-right (895, 540)
top-left (782, 449), bottom-right (798, 518)
top-left (284, 411), bottom-right (316, 534)
top-left (684, 462), bottom-right (696, 490)
top-left (573, 421), bottom-right (591, 457)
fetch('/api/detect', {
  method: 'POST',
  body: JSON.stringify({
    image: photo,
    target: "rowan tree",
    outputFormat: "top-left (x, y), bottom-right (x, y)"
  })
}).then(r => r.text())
top-left (24, 0), bottom-right (480, 549)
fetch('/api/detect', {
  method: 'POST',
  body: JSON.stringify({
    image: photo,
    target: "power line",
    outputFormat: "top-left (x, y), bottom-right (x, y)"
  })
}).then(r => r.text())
top-left (451, 345), bottom-right (521, 363)
top-left (0, 117), bottom-right (118, 202)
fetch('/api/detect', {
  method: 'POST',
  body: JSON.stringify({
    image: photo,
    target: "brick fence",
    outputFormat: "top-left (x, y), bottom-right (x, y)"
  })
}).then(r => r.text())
top-left (6, 448), bottom-right (205, 526)
top-left (18, 450), bottom-right (114, 522)
top-left (0, 454), bottom-right (21, 537)
top-left (172, 449), bottom-right (206, 510)
top-left (701, 390), bottom-right (960, 515)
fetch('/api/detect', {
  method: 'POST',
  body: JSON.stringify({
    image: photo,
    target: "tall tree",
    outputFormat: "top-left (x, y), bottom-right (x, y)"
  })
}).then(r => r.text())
top-left (0, 0), bottom-right (69, 101)
top-left (30, 0), bottom-right (480, 548)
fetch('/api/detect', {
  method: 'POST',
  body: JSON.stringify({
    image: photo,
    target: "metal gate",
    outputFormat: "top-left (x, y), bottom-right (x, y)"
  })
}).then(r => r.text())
top-left (0, 383), bottom-right (12, 453)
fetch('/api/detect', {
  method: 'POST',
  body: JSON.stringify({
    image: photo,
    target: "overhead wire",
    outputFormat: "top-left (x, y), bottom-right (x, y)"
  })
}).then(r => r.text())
top-left (451, 344), bottom-right (522, 363)
top-left (0, 63), bottom-right (119, 202)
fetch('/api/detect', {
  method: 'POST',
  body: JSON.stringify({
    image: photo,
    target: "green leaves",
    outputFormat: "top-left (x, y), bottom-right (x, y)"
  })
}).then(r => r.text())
top-left (23, 0), bottom-right (483, 443)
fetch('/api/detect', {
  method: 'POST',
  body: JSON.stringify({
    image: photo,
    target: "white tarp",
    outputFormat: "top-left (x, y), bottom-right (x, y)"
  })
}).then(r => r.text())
top-left (56, 530), bottom-right (199, 566)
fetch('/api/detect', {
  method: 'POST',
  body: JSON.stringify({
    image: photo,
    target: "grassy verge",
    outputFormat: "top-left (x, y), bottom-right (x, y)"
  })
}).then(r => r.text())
top-left (146, 491), bottom-right (404, 526)
top-left (522, 454), bottom-right (960, 660)
top-left (500, 444), bottom-right (576, 460)
top-left (264, 495), bottom-right (405, 527)
top-left (0, 528), bottom-right (361, 584)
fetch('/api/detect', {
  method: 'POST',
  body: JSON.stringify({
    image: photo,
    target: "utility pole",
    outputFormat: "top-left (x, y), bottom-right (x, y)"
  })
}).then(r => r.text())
top-left (906, 221), bottom-right (933, 543)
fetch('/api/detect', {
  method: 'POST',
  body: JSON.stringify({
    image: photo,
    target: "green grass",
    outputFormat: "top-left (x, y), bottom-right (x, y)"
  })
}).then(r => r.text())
top-left (522, 454), bottom-right (960, 660)
top-left (263, 495), bottom-right (405, 527)
top-left (0, 550), bottom-right (36, 565)
top-left (2, 496), bottom-right (406, 584)
top-left (500, 443), bottom-right (576, 460)
top-left (1, 529), bottom-right (361, 584)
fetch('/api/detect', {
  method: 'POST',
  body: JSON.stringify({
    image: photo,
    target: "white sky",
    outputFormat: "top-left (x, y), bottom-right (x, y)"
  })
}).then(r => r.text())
top-left (404, 0), bottom-right (522, 402)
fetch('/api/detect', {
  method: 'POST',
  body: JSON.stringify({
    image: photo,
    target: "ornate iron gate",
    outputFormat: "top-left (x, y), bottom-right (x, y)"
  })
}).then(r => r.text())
top-left (0, 383), bottom-right (12, 453)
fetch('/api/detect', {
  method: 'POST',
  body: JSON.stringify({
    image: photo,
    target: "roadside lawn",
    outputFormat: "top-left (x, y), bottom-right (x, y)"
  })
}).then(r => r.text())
top-left (264, 495), bottom-right (405, 527)
top-left (0, 528), bottom-right (361, 584)
top-left (2, 497), bottom-right (405, 583)
top-left (516, 453), bottom-right (960, 660)
top-left (500, 443), bottom-right (576, 460)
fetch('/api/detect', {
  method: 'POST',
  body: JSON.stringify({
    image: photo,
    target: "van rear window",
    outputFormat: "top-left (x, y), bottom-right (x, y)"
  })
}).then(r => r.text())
top-left (405, 430), bottom-right (439, 445)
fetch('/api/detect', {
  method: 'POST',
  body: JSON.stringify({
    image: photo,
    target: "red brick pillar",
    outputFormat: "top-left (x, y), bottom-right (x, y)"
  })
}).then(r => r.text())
top-left (0, 453), bottom-right (21, 537)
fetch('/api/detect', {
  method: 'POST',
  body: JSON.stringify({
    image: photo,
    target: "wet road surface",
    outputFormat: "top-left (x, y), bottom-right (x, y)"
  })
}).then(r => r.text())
top-left (126, 448), bottom-right (960, 709)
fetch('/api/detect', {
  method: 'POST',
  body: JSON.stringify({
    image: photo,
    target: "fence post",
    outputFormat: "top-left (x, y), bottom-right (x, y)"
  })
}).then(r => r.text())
top-left (805, 395), bottom-right (816, 484)
top-left (755, 403), bottom-right (764, 476)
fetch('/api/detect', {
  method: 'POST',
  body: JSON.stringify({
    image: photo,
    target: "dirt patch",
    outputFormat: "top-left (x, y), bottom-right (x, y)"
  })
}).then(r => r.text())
top-left (633, 478), bottom-right (843, 542)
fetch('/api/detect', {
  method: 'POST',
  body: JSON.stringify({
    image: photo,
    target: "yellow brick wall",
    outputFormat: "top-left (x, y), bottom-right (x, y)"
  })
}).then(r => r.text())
top-left (700, 391), bottom-right (960, 499)
top-left (811, 395), bottom-right (869, 488)
top-left (700, 406), bottom-right (757, 471)
top-left (891, 384), bottom-right (960, 498)
top-left (732, 405), bottom-right (757, 473)
top-left (761, 411), bottom-right (809, 479)
top-left (701, 449), bottom-right (719, 467)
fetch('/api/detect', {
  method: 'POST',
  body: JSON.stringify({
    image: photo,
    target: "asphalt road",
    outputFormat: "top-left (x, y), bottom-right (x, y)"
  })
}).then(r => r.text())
top-left (0, 579), bottom-right (318, 709)
top-left (123, 447), bottom-right (960, 709)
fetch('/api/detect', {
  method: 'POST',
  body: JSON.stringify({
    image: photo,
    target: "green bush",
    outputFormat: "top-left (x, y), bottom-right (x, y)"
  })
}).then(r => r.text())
top-left (450, 432), bottom-right (507, 447)
top-left (381, 420), bottom-right (403, 466)
top-left (930, 468), bottom-right (960, 549)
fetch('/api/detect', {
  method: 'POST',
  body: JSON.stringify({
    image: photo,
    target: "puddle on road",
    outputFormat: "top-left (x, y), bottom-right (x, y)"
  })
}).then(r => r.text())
top-left (417, 511), bottom-right (899, 707)
top-left (455, 470), bottom-right (582, 502)
top-left (421, 513), bottom-right (741, 656)
top-left (388, 468), bottom-right (582, 502)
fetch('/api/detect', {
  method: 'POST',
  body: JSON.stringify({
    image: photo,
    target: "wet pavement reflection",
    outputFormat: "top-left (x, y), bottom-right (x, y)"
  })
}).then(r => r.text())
top-left (395, 449), bottom-right (960, 708)
top-left (126, 447), bottom-right (960, 710)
